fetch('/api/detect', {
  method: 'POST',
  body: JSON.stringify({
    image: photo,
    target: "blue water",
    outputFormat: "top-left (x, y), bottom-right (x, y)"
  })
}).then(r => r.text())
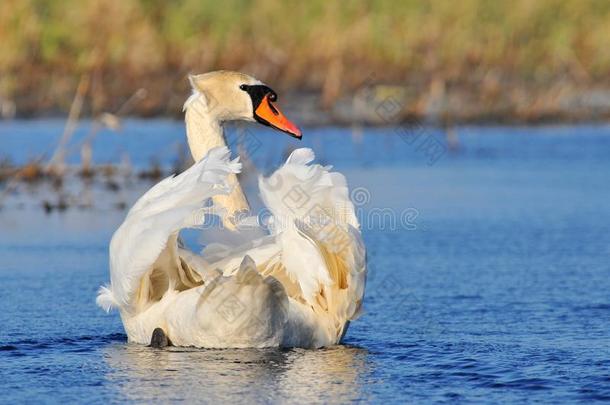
top-left (1, 120), bottom-right (609, 403)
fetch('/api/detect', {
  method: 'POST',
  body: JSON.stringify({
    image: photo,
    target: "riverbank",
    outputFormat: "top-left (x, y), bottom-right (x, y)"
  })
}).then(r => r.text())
top-left (285, 83), bottom-right (610, 126)
top-left (5, 83), bottom-right (610, 125)
top-left (2, 1), bottom-right (610, 124)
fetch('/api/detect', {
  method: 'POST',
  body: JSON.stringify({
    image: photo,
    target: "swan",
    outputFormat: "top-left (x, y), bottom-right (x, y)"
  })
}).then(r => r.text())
top-left (96, 71), bottom-right (367, 348)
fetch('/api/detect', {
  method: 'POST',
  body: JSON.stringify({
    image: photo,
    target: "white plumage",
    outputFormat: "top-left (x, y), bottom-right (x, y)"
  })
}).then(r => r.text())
top-left (96, 71), bottom-right (367, 348)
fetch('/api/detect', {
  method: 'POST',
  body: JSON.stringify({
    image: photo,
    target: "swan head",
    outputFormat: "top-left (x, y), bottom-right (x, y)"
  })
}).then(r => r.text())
top-left (185, 70), bottom-right (302, 139)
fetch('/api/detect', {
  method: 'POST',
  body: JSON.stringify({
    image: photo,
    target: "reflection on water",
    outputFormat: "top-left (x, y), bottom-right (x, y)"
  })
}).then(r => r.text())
top-left (104, 344), bottom-right (369, 403)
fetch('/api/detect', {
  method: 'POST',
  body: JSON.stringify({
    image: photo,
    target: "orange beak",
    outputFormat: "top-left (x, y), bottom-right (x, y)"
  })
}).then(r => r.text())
top-left (254, 94), bottom-right (302, 139)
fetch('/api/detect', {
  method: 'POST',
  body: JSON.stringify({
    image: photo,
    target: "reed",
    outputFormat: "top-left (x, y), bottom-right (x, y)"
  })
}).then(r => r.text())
top-left (1, 0), bottom-right (609, 115)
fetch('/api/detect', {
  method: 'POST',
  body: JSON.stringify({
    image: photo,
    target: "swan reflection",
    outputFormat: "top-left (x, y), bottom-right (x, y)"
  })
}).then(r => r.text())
top-left (103, 343), bottom-right (369, 403)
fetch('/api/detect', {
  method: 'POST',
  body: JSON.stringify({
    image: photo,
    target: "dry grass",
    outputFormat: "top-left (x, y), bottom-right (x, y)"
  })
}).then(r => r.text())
top-left (1, 0), bottom-right (610, 115)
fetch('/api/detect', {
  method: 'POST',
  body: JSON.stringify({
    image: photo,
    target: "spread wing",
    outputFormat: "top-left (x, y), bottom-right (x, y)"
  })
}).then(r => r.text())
top-left (96, 147), bottom-right (240, 313)
top-left (258, 148), bottom-right (366, 337)
top-left (97, 146), bottom-right (367, 344)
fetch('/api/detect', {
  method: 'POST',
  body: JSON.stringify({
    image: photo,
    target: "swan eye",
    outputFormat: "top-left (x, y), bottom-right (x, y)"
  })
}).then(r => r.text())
top-left (269, 93), bottom-right (277, 102)
top-left (239, 84), bottom-right (247, 91)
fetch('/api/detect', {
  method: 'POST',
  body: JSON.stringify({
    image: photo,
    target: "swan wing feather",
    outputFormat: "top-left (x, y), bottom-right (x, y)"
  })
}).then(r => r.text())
top-left (96, 147), bottom-right (240, 312)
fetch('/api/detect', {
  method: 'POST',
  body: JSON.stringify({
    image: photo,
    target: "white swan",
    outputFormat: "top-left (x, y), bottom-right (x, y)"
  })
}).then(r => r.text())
top-left (96, 71), bottom-right (367, 348)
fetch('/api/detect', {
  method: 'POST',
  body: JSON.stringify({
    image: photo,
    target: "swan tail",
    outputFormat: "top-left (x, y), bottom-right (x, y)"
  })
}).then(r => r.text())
top-left (193, 255), bottom-right (288, 347)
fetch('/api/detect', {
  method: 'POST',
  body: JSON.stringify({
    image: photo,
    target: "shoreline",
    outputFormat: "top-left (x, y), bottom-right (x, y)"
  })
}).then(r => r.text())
top-left (5, 86), bottom-right (610, 126)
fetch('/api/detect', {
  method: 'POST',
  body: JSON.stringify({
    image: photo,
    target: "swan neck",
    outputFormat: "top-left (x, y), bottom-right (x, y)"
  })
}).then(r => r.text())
top-left (185, 102), bottom-right (226, 161)
top-left (185, 100), bottom-right (250, 227)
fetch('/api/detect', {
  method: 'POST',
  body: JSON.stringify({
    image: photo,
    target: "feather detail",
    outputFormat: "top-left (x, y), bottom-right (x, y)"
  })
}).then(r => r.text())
top-left (258, 148), bottom-right (365, 319)
top-left (285, 148), bottom-right (315, 165)
top-left (96, 146), bottom-right (239, 313)
top-left (96, 285), bottom-right (119, 313)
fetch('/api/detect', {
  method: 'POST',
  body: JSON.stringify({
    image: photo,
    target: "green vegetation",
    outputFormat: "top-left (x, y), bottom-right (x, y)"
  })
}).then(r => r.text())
top-left (1, 0), bottom-right (610, 117)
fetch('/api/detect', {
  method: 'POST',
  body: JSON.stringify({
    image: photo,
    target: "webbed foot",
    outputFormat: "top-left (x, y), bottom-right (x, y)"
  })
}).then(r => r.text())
top-left (150, 327), bottom-right (170, 348)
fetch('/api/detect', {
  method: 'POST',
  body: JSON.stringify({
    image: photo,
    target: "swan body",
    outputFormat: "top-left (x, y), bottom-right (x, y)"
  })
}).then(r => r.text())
top-left (97, 71), bottom-right (367, 348)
